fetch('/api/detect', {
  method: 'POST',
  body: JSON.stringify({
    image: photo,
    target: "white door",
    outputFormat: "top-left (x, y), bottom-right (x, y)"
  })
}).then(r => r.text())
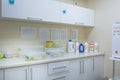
top-left (94, 56), bottom-right (104, 80)
top-left (1, 0), bottom-right (28, 19)
top-left (5, 67), bottom-right (28, 80)
top-left (29, 64), bottom-right (47, 80)
top-left (69, 60), bottom-right (80, 80)
top-left (0, 70), bottom-right (3, 80)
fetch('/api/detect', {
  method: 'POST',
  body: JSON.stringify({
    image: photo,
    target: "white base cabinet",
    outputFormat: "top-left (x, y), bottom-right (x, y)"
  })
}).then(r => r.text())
top-left (69, 56), bottom-right (104, 80)
top-left (0, 70), bottom-right (3, 80)
top-left (5, 67), bottom-right (28, 80)
top-left (48, 72), bottom-right (69, 80)
top-left (79, 58), bottom-right (94, 80)
top-left (29, 64), bottom-right (47, 80)
top-left (0, 56), bottom-right (103, 80)
top-left (48, 61), bottom-right (69, 80)
top-left (69, 60), bottom-right (80, 80)
top-left (94, 56), bottom-right (104, 80)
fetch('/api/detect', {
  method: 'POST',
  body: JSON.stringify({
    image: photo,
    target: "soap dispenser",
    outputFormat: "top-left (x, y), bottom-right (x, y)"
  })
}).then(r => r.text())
top-left (79, 43), bottom-right (84, 53)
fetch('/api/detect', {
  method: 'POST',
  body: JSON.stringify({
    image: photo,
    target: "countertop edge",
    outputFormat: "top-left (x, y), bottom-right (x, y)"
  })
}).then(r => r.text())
top-left (0, 53), bottom-right (104, 69)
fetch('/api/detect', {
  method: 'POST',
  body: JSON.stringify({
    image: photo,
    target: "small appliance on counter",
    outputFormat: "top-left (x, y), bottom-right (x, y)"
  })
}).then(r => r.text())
top-left (112, 23), bottom-right (120, 59)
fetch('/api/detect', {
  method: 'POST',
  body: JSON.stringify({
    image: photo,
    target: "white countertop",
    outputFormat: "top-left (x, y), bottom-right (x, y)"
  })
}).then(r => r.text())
top-left (0, 52), bottom-right (104, 69)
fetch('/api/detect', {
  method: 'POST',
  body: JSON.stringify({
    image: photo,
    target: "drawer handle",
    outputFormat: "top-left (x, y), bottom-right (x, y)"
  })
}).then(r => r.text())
top-left (53, 66), bottom-right (67, 70)
top-left (27, 17), bottom-right (43, 21)
top-left (52, 76), bottom-right (66, 80)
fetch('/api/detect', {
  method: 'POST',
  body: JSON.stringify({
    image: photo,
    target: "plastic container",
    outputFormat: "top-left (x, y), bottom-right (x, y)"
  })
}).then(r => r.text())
top-left (46, 41), bottom-right (53, 48)
top-left (79, 43), bottom-right (84, 53)
top-left (75, 42), bottom-right (79, 53)
top-left (84, 42), bottom-right (89, 53)
top-left (68, 40), bottom-right (75, 53)
top-left (94, 42), bottom-right (98, 53)
top-left (89, 44), bottom-right (94, 53)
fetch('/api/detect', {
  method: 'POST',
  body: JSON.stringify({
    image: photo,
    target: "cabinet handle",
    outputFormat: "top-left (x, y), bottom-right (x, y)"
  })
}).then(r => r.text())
top-left (27, 17), bottom-right (43, 21)
top-left (52, 76), bottom-right (66, 80)
top-left (75, 22), bottom-right (84, 25)
top-left (53, 66), bottom-right (67, 70)
top-left (80, 61), bottom-right (81, 74)
top-left (30, 68), bottom-right (33, 80)
top-left (25, 69), bottom-right (28, 80)
top-left (82, 60), bottom-right (84, 74)
top-left (93, 58), bottom-right (94, 72)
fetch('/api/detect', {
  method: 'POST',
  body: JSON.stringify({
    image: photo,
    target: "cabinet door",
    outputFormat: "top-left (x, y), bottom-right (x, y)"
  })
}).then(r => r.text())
top-left (94, 56), bottom-right (104, 80)
top-left (82, 8), bottom-right (95, 26)
top-left (1, 0), bottom-right (28, 19)
top-left (84, 58), bottom-right (94, 80)
top-left (26, 0), bottom-right (44, 20)
top-left (79, 58), bottom-right (94, 80)
top-left (5, 67), bottom-right (28, 80)
top-left (0, 70), bottom-right (3, 80)
top-left (42, 0), bottom-right (60, 23)
top-left (69, 60), bottom-right (80, 80)
top-left (60, 3), bottom-right (78, 24)
top-left (29, 64), bottom-right (47, 80)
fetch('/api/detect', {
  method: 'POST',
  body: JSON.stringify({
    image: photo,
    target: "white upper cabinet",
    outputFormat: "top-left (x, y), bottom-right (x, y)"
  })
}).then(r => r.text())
top-left (1, 0), bottom-right (94, 26)
top-left (60, 3), bottom-right (84, 25)
top-left (26, 0), bottom-right (44, 20)
top-left (82, 8), bottom-right (95, 26)
top-left (60, 2), bottom-right (94, 26)
top-left (60, 3), bottom-right (77, 24)
top-left (27, 0), bottom-right (61, 22)
top-left (1, 0), bottom-right (29, 19)
top-left (41, 0), bottom-right (60, 23)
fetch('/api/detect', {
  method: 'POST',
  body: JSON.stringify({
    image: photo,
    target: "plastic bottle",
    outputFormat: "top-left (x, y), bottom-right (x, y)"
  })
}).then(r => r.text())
top-left (89, 44), bottom-right (94, 53)
top-left (84, 42), bottom-right (88, 53)
top-left (79, 43), bottom-right (84, 53)
top-left (68, 40), bottom-right (75, 53)
top-left (75, 42), bottom-right (79, 54)
top-left (94, 42), bottom-right (98, 53)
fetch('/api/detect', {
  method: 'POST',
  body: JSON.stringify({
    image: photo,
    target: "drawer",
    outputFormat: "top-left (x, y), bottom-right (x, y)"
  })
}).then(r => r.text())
top-left (48, 61), bottom-right (69, 74)
top-left (48, 72), bottom-right (69, 80)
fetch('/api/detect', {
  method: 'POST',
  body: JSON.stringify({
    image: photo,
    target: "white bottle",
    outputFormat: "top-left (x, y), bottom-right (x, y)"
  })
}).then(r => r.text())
top-left (68, 40), bottom-right (75, 53)
top-left (94, 42), bottom-right (98, 53)
top-left (84, 42), bottom-right (89, 53)
top-left (75, 42), bottom-right (79, 54)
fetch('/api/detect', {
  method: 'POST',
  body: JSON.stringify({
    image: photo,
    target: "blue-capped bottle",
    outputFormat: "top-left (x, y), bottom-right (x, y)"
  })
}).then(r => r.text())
top-left (79, 43), bottom-right (84, 53)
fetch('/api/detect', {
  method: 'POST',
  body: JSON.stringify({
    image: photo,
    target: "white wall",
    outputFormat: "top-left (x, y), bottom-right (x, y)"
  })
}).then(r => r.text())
top-left (86, 0), bottom-right (120, 78)
top-left (0, 19), bottom-right (86, 53)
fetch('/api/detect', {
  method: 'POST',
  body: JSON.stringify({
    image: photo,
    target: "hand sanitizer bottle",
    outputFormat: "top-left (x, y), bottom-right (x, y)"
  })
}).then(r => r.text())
top-left (75, 42), bottom-right (79, 54)
top-left (94, 42), bottom-right (98, 53)
top-left (84, 42), bottom-right (88, 53)
top-left (68, 40), bottom-right (75, 53)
